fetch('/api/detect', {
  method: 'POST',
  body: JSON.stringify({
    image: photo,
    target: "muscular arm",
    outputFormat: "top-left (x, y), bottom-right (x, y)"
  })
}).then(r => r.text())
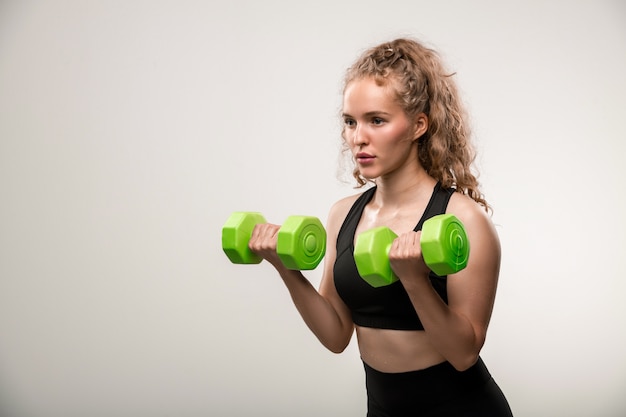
top-left (248, 198), bottom-right (357, 353)
top-left (389, 194), bottom-right (501, 371)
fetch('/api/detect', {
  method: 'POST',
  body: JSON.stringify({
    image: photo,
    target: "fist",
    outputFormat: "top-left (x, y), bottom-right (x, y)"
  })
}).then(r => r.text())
top-left (248, 223), bottom-right (282, 268)
top-left (388, 231), bottom-right (430, 280)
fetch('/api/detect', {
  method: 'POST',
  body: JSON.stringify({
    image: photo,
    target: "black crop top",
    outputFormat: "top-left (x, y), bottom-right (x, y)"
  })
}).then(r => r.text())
top-left (333, 182), bottom-right (455, 330)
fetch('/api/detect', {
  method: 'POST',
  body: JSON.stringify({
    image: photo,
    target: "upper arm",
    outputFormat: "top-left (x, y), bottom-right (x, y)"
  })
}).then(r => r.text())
top-left (318, 195), bottom-right (358, 340)
top-left (445, 194), bottom-right (502, 347)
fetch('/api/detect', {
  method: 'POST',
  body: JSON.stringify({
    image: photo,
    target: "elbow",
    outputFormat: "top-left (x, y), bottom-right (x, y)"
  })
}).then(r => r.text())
top-left (450, 327), bottom-right (486, 371)
top-left (321, 330), bottom-right (353, 354)
top-left (328, 345), bottom-right (347, 354)
top-left (449, 337), bottom-right (485, 371)
top-left (324, 337), bottom-right (351, 354)
top-left (449, 352), bottom-right (480, 372)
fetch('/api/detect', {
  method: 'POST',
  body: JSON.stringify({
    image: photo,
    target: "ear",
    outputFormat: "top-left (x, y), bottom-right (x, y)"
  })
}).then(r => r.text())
top-left (413, 113), bottom-right (428, 141)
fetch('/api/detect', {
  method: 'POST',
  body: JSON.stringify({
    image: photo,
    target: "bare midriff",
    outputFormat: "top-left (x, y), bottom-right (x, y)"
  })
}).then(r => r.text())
top-left (356, 325), bottom-right (446, 373)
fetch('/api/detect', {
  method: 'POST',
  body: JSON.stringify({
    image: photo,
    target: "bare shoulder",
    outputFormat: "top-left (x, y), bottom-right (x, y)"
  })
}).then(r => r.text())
top-left (447, 192), bottom-right (494, 227)
top-left (446, 192), bottom-right (500, 249)
top-left (326, 190), bottom-right (364, 237)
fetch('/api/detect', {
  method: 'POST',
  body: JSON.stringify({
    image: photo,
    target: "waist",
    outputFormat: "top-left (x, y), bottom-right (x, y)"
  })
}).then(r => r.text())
top-left (356, 326), bottom-right (447, 373)
top-left (363, 356), bottom-right (493, 408)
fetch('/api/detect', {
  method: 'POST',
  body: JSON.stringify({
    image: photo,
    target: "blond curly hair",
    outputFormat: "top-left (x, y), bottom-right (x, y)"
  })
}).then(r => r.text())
top-left (341, 38), bottom-right (489, 211)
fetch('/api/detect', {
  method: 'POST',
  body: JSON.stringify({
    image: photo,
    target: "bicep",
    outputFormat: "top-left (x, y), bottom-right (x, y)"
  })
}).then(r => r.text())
top-left (319, 254), bottom-right (353, 333)
top-left (446, 202), bottom-right (501, 344)
top-left (318, 200), bottom-right (356, 336)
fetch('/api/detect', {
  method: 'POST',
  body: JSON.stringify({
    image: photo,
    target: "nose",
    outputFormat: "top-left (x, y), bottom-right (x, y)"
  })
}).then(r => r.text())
top-left (352, 124), bottom-right (367, 146)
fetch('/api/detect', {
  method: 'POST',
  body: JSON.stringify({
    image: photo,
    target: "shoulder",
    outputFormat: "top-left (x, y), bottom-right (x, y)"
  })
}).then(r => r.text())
top-left (447, 191), bottom-right (492, 224)
top-left (447, 191), bottom-right (500, 249)
top-left (326, 189), bottom-right (368, 237)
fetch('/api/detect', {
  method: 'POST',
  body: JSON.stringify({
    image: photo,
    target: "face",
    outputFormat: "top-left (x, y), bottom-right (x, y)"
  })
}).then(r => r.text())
top-left (342, 77), bottom-right (426, 180)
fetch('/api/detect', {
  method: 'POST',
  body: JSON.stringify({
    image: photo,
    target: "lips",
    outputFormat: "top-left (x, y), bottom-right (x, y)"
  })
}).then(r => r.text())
top-left (356, 152), bottom-right (375, 164)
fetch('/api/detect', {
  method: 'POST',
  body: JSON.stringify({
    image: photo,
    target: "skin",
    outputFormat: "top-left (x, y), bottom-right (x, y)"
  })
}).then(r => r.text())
top-left (248, 76), bottom-right (501, 372)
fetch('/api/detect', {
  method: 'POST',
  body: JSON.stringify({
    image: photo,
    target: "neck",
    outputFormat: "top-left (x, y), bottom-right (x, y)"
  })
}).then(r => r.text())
top-left (373, 165), bottom-right (436, 208)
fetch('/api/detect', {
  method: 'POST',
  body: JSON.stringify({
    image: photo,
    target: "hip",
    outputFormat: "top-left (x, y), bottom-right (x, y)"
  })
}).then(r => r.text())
top-left (363, 357), bottom-right (513, 417)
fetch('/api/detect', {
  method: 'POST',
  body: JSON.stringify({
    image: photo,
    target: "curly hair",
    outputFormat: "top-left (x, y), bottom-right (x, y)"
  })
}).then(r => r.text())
top-left (341, 38), bottom-right (489, 211)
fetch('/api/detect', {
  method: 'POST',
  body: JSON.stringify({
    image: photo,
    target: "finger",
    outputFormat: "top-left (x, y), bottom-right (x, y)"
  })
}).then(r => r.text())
top-left (392, 231), bottom-right (421, 258)
top-left (250, 223), bottom-right (279, 251)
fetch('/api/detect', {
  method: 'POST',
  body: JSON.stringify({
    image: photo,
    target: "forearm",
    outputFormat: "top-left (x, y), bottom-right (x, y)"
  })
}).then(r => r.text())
top-left (276, 266), bottom-right (353, 353)
top-left (403, 277), bottom-right (483, 371)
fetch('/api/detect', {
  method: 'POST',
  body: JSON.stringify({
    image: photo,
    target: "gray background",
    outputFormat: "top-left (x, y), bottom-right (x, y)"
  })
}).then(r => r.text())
top-left (1, 0), bottom-right (625, 416)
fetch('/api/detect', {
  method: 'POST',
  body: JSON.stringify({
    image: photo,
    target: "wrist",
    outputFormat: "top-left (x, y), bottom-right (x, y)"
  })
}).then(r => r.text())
top-left (399, 270), bottom-right (431, 291)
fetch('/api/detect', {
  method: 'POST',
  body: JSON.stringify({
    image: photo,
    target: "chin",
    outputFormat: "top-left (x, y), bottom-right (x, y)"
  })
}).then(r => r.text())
top-left (358, 169), bottom-right (379, 180)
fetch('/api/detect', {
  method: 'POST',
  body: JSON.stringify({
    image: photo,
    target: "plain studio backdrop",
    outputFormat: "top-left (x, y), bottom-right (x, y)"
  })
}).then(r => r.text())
top-left (0, 1), bottom-right (624, 416)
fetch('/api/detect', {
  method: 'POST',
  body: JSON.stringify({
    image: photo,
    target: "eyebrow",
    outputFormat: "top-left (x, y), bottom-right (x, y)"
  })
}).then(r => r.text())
top-left (342, 111), bottom-right (392, 118)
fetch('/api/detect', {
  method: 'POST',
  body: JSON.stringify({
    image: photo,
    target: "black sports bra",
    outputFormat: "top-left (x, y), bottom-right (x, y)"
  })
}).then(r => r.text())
top-left (333, 183), bottom-right (455, 330)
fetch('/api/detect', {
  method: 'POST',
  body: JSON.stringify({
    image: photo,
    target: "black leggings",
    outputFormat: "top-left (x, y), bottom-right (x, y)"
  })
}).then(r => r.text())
top-left (364, 357), bottom-right (513, 417)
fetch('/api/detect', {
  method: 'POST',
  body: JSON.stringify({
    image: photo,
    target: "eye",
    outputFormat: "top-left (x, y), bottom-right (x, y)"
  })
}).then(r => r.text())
top-left (372, 117), bottom-right (385, 125)
top-left (343, 117), bottom-right (356, 127)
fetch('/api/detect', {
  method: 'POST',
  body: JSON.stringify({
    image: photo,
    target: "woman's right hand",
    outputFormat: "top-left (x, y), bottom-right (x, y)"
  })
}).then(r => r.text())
top-left (247, 223), bottom-right (284, 270)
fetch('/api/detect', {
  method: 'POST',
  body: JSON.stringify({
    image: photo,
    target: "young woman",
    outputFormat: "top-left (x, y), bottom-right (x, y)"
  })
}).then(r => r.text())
top-left (248, 38), bottom-right (513, 416)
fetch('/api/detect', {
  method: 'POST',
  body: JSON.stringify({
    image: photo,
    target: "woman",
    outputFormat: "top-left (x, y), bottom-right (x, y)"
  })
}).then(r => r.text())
top-left (249, 38), bottom-right (513, 416)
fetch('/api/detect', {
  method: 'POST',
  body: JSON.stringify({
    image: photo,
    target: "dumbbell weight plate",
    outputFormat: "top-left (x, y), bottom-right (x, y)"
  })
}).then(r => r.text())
top-left (354, 226), bottom-right (399, 288)
top-left (421, 214), bottom-right (470, 276)
top-left (277, 216), bottom-right (326, 270)
top-left (221, 212), bottom-right (267, 264)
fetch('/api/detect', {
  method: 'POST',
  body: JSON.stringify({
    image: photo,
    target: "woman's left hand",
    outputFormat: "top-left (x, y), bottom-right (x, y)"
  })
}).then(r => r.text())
top-left (388, 231), bottom-right (431, 282)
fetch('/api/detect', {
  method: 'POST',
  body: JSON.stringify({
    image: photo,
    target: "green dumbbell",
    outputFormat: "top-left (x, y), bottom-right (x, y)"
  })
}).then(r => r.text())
top-left (354, 214), bottom-right (470, 287)
top-left (221, 212), bottom-right (327, 270)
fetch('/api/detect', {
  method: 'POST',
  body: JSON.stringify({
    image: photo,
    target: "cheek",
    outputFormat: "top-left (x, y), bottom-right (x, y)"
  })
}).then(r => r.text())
top-left (385, 124), bottom-right (414, 144)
